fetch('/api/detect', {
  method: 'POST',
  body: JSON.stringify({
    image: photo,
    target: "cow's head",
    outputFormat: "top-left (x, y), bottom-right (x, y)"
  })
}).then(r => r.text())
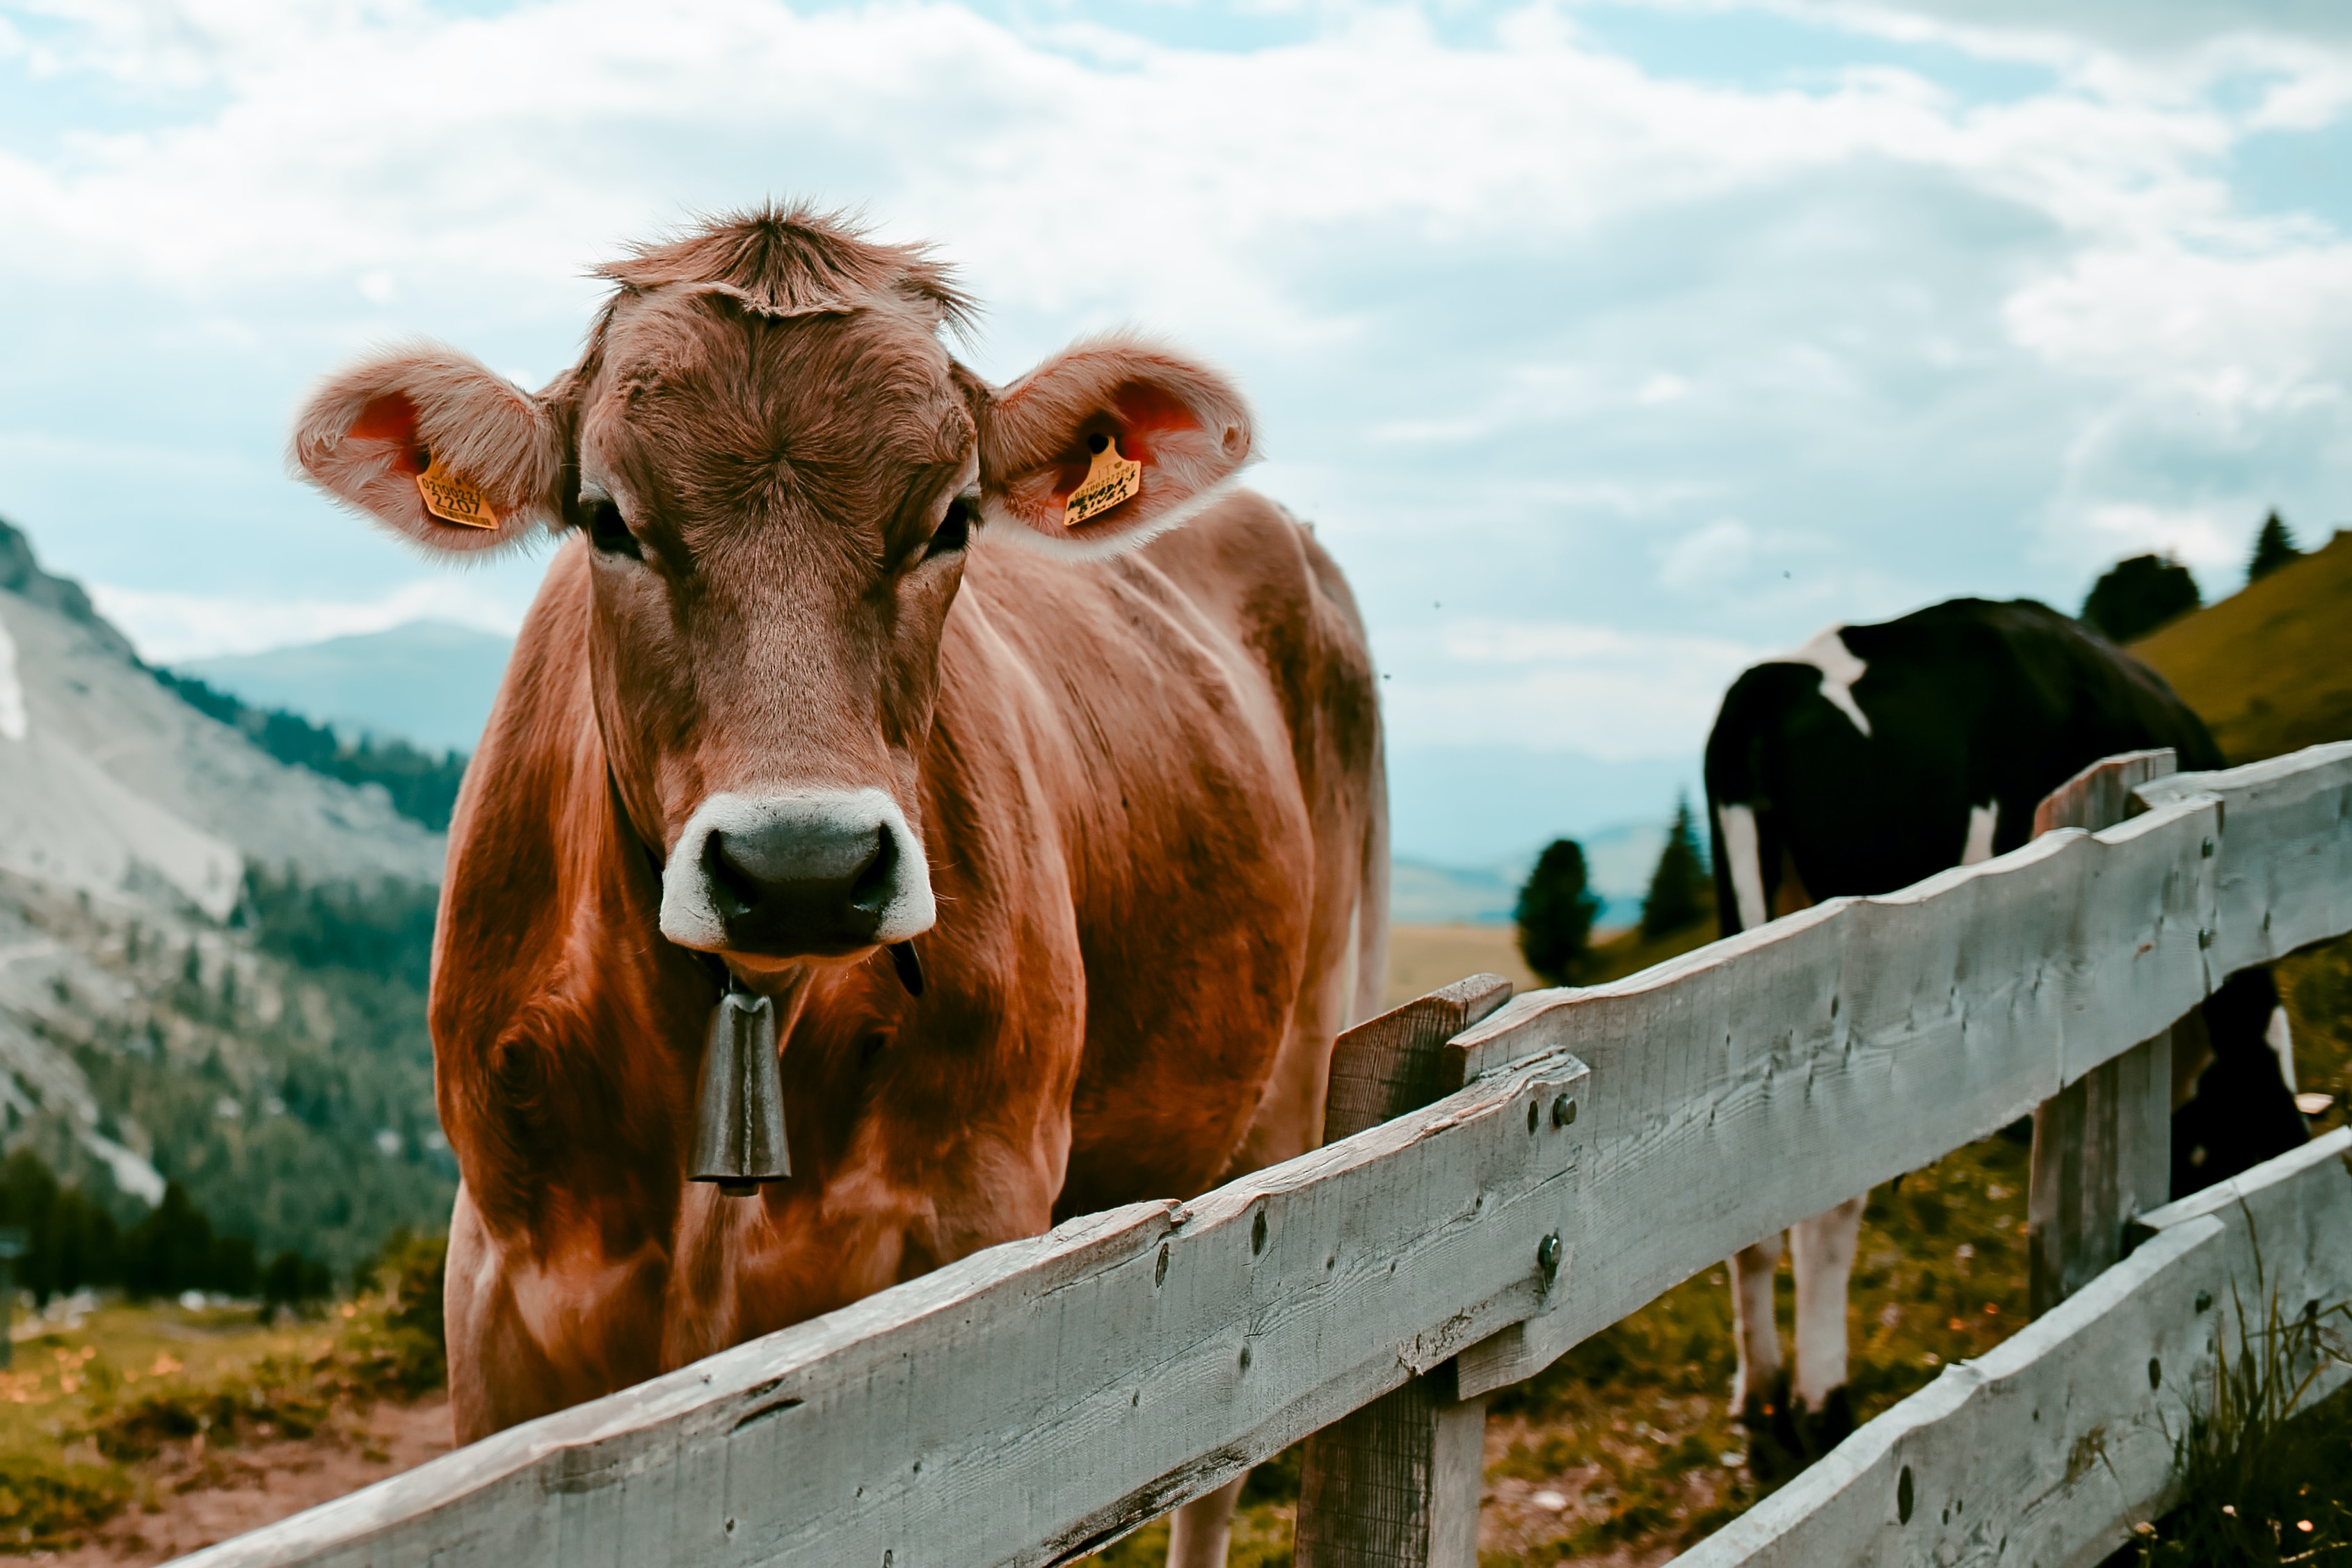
top-left (292, 208), bottom-right (1253, 968)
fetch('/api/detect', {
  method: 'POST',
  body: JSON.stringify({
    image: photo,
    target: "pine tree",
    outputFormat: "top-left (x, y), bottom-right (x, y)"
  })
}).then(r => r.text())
top-left (1641, 796), bottom-right (1711, 938)
top-left (2247, 510), bottom-right (2300, 584)
top-left (1516, 839), bottom-right (1601, 986)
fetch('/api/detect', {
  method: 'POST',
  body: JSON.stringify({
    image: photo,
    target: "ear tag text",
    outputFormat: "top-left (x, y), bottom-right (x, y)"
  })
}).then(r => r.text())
top-left (416, 450), bottom-right (500, 531)
top-left (1063, 433), bottom-right (1141, 529)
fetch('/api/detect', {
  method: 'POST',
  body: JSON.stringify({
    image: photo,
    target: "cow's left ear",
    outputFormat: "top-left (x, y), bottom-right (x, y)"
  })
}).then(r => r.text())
top-left (977, 335), bottom-right (1254, 555)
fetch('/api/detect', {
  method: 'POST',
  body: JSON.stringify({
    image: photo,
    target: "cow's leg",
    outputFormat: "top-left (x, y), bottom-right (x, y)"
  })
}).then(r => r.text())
top-left (1729, 1233), bottom-right (1782, 1406)
top-left (2268, 1004), bottom-right (2298, 1094)
top-left (1167, 1477), bottom-right (1246, 1568)
top-left (1731, 1232), bottom-right (1803, 1480)
top-left (1789, 1194), bottom-right (1866, 1450)
top-left (444, 1183), bottom-right (592, 1444)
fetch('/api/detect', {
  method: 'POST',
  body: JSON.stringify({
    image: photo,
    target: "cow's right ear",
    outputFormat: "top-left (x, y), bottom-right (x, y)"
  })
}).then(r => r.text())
top-left (289, 343), bottom-right (559, 556)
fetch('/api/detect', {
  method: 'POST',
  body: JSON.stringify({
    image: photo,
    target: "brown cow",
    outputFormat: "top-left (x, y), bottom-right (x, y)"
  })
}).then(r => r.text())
top-left (290, 207), bottom-right (1384, 1566)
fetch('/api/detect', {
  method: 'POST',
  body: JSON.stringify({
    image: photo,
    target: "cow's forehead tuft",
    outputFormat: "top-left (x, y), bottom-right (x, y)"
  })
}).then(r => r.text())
top-left (587, 298), bottom-right (968, 455)
top-left (591, 202), bottom-right (975, 334)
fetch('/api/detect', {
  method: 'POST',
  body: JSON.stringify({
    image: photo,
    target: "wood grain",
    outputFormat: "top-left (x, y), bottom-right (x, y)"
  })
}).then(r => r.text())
top-left (1295, 973), bottom-right (1512, 1568)
top-left (2029, 749), bottom-right (2177, 1314)
top-left (178, 1046), bottom-right (1591, 1568)
top-left (165, 745), bottom-right (2352, 1568)
top-left (1321, 973), bottom-right (1513, 1139)
top-left (2136, 739), bottom-right (2352, 977)
top-left (1453, 783), bottom-right (2223, 1397)
top-left (1670, 1128), bottom-right (2352, 1568)
top-left (2028, 1031), bottom-right (2171, 1312)
top-left (2031, 747), bottom-right (2175, 838)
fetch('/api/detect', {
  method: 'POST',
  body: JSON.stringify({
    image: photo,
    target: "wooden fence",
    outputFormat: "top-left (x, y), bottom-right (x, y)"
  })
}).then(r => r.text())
top-left (184, 742), bottom-right (2352, 1568)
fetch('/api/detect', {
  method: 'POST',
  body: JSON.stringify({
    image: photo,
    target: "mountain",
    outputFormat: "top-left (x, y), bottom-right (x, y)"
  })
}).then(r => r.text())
top-left (1390, 819), bottom-right (1667, 929)
top-left (0, 515), bottom-right (454, 1271)
top-left (2130, 529), bottom-right (2352, 765)
top-left (1386, 745), bottom-right (1699, 867)
top-left (182, 621), bottom-right (514, 758)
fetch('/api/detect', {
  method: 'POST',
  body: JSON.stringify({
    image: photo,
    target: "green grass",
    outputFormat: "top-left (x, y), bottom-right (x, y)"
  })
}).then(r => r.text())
top-left (1098, 929), bottom-right (2352, 1566)
top-left (2120, 1273), bottom-right (2352, 1567)
top-left (1073, 1111), bottom-right (2039, 1568)
top-left (1476, 1129), bottom-right (2035, 1563)
top-left (0, 1233), bottom-right (443, 1552)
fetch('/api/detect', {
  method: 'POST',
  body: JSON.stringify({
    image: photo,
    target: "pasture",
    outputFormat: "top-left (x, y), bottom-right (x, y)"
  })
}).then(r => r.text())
top-left (0, 875), bottom-right (2327, 1568)
top-left (1117, 925), bottom-right (2352, 1565)
top-left (0, 1237), bottom-right (447, 1561)
top-left (1, 922), bottom-right (2342, 1565)
top-left (7, 13), bottom-right (2351, 1565)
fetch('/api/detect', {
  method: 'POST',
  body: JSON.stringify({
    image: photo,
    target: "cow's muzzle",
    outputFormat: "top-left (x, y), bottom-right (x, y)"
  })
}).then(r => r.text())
top-left (659, 789), bottom-right (936, 957)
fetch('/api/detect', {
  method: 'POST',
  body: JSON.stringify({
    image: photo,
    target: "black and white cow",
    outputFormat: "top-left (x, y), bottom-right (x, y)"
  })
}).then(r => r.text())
top-left (1702, 596), bottom-right (2307, 1473)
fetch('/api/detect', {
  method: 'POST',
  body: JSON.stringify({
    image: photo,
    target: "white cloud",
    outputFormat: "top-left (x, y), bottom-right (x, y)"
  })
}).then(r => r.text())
top-left (4, 0), bottom-right (2351, 844)
top-left (2074, 502), bottom-right (2238, 575)
top-left (1386, 616), bottom-right (1762, 760)
top-left (2007, 241), bottom-right (2352, 385)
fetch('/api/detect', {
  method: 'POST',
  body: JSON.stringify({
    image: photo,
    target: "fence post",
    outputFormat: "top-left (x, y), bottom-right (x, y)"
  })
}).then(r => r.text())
top-left (1292, 971), bottom-right (1514, 1568)
top-left (2026, 750), bottom-right (2177, 1313)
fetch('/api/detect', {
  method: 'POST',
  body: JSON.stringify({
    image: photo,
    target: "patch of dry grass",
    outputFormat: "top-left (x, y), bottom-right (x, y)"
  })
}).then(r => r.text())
top-left (2129, 529), bottom-right (2352, 768)
top-left (0, 1235), bottom-right (444, 1553)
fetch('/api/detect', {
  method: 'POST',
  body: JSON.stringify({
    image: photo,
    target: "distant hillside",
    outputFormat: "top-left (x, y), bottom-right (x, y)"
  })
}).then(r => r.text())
top-left (0, 865), bottom-right (455, 1276)
top-left (0, 523), bottom-right (445, 900)
top-left (184, 621), bottom-right (513, 757)
top-left (1, 513), bottom-right (136, 664)
top-left (1391, 820), bottom-right (1665, 928)
top-left (152, 668), bottom-right (469, 832)
top-left (0, 515), bottom-right (454, 1268)
top-left (2131, 529), bottom-right (2352, 764)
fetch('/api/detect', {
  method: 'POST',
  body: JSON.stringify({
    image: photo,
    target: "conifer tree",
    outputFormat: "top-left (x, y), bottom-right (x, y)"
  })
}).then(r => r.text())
top-left (1516, 838), bottom-right (1601, 986)
top-left (2248, 510), bottom-right (2300, 584)
top-left (1641, 795), bottom-right (1711, 938)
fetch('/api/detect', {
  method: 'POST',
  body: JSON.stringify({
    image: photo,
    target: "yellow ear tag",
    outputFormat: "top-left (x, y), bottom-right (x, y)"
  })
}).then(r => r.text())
top-left (415, 450), bottom-right (500, 531)
top-left (1062, 433), bottom-right (1141, 529)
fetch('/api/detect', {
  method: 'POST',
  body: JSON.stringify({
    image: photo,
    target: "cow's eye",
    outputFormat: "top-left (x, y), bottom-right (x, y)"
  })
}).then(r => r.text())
top-left (924, 496), bottom-right (973, 562)
top-left (584, 497), bottom-right (640, 559)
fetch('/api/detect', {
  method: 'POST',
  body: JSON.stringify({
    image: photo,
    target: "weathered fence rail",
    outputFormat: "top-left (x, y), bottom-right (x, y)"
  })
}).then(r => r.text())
top-left (1680, 1129), bottom-right (2352, 1568)
top-left (184, 742), bottom-right (2352, 1568)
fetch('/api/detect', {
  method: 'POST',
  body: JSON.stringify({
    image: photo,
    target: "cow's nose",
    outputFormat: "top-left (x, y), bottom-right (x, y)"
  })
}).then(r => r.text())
top-left (659, 788), bottom-right (937, 956)
top-left (703, 815), bottom-right (895, 954)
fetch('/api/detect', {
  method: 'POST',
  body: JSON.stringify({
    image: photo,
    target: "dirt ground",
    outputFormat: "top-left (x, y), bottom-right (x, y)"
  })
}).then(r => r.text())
top-left (31, 1400), bottom-right (451, 1566)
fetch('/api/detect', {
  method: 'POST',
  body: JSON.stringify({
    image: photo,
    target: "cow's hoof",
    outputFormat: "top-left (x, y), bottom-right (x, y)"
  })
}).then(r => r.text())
top-left (1739, 1375), bottom-right (1855, 1483)
top-left (1800, 1384), bottom-right (1856, 1457)
top-left (1738, 1370), bottom-right (1806, 1483)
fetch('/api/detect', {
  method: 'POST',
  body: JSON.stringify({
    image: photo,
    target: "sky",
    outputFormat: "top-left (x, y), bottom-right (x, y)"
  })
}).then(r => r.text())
top-left (3, 0), bottom-right (2350, 865)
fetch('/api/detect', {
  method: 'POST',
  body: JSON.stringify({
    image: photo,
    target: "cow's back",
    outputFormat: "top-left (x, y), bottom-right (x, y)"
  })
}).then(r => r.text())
top-left (945, 491), bottom-right (1384, 1212)
top-left (1706, 598), bottom-right (2221, 909)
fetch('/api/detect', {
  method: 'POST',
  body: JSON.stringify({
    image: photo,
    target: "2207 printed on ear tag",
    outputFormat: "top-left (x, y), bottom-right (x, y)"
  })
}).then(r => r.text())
top-left (416, 450), bottom-right (500, 531)
top-left (1063, 434), bottom-right (1141, 529)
